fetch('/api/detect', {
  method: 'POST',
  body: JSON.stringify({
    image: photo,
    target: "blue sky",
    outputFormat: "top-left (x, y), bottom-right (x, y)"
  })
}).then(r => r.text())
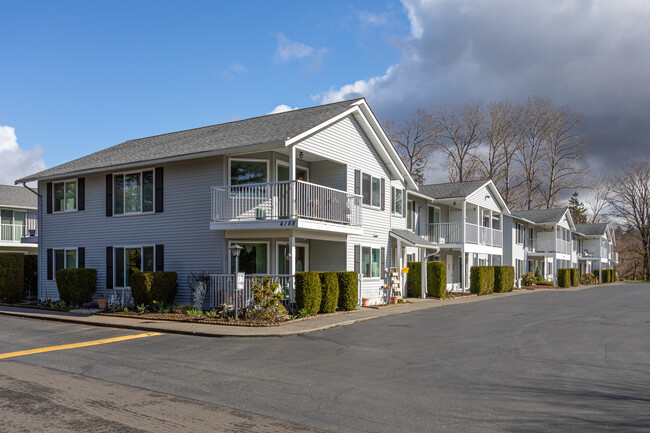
top-left (0, 0), bottom-right (410, 179)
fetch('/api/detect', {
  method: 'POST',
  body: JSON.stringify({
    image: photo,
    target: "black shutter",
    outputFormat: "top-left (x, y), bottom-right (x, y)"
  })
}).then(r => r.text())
top-left (46, 249), bottom-right (53, 280)
top-left (46, 182), bottom-right (53, 214)
top-left (354, 245), bottom-right (360, 274)
top-left (77, 178), bottom-right (85, 211)
top-left (380, 247), bottom-right (386, 280)
top-left (106, 247), bottom-right (113, 289)
top-left (155, 167), bottom-right (164, 213)
top-left (403, 189), bottom-right (407, 218)
top-left (380, 178), bottom-right (385, 211)
top-left (354, 170), bottom-right (361, 195)
top-left (155, 244), bottom-right (164, 271)
top-left (78, 247), bottom-right (85, 269)
top-left (106, 174), bottom-right (113, 217)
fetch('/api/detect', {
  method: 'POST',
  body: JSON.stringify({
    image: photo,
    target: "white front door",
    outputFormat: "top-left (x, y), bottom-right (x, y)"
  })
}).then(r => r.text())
top-left (446, 255), bottom-right (455, 291)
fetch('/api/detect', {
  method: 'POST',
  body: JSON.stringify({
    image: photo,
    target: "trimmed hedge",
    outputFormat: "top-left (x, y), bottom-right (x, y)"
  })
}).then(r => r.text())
top-left (319, 272), bottom-right (339, 313)
top-left (337, 272), bottom-right (358, 311)
top-left (296, 271), bottom-right (322, 316)
top-left (56, 268), bottom-right (97, 304)
top-left (601, 269), bottom-right (612, 283)
top-left (24, 255), bottom-right (37, 299)
top-left (470, 266), bottom-right (494, 295)
top-left (0, 253), bottom-right (24, 303)
top-left (130, 271), bottom-right (178, 307)
top-left (407, 261), bottom-right (447, 298)
top-left (571, 268), bottom-right (580, 287)
top-left (493, 266), bottom-right (515, 293)
top-left (557, 268), bottom-right (572, 288)
top-left (593, 269), bottom-right (599, 280)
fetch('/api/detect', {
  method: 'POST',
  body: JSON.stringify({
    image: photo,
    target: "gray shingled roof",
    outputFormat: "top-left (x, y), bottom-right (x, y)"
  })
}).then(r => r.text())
top-left (419, 180), bottom-right (489, 199)
top-left (511, 208), bottom-right (568, 224)
top-left (390, 229), bottom-right (438, 248)
top-left (0, 184), bottom-right (37, 208)
top-left (17, 99), bottom-right (363, 183)
top-left (575, 223), bottom-right (608, 236)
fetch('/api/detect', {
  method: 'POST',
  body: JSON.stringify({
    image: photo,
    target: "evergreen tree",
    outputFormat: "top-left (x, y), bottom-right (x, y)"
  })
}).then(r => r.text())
top-left (568, 192), bottom-right (588, 224)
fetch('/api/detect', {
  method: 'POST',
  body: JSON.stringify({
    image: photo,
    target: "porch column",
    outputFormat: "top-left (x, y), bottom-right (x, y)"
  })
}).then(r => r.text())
top-left (489, 209), bottom-right (493, 246)
top-left (420, 247), bottom-right (427, 298)
top-left (461, 201), bottom-right (467, 292)
top-left (396, 239), bottom-right (403, 295)
top-left (476, 206), bottom-right (481, 244)
top-left (289, 146), bottom-right (297, 218)
top-left (289, 234), bottom-right (296, 294)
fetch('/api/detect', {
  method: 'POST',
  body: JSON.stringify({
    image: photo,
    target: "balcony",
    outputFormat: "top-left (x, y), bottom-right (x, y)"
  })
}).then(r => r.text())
top-left (528, 238), bottom-right (571, 254)
top-left (427, 222), bottom-right (502, 247)
top-left (1, 211), bottom-right (37, 244)
top-left (210, 180), bottom-right (362, 233)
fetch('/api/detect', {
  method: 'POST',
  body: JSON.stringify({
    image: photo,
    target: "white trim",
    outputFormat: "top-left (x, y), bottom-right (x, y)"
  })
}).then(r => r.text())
top-left (52, 178), bottom-right (78, 213)
top-left (228, 157), bottom-right (270, 186)
top-left (112, 168), bottom-right (156, 216)
top-left (227, 240), bottom-right (271, 274)
top-left (112, 245), bottom-right (155, 289)
top-left (361, 172), bottom-right (382, 209)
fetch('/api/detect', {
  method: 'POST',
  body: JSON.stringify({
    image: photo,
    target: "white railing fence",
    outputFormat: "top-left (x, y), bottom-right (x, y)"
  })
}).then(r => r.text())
top-left (211, 180), bottom-right (362, 226)
top-left (528, 238), bottom-right (554, 252)
top-left (428, 222), bottom-right (462, 243)
top-left (466, 223), bottom-right (478, 244)
top-left (558, 240), bottom-right (571, 254)
top-left (0, 223), bottom-right (24, 242)
top-left (209, 274), bottom-right (295, 311)
top-left (25, 211), bottom-right (38, 236)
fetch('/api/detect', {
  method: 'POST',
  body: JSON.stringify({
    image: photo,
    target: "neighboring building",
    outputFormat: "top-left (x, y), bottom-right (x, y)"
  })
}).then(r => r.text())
top-left (407, 180), bottom-right (510, 292)
top-left (574, 223), bottom-right (617, 275)
top-left (0, 184), bottom-right (38, 255)
top-left (16, 98), bottom-right (422, 305)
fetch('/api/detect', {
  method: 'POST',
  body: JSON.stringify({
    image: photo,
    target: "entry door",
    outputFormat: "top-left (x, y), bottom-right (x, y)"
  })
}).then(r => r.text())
top-left (446, 255), bottom-right (454, 290)
top-left (277, 164), bottom-right (308, 182)
top-left (277, 243), bottom-right (308, 274)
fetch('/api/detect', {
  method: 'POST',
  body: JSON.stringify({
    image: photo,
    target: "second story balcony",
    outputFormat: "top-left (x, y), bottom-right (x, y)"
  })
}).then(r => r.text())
top-left (427, 222), bottom-right (502, 247)
top-left (528, 238), bottom-right (571, 254)
top-left (210, 180), bottom-right (363, 233)
top-left (1, 210), bottom-right (37, 244)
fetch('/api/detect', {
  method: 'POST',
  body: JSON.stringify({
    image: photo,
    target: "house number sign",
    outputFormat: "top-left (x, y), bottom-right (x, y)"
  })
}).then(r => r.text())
top-left (279, 221), bottom-right (297, 227)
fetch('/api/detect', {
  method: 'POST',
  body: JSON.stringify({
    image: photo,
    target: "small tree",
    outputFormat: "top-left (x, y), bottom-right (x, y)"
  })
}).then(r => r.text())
top-left (250, 277), bottom-right (288, 322)
top-left (534, 267), bottom-right (543, 282)
top-left (568, 192), bottom-right (588, 224)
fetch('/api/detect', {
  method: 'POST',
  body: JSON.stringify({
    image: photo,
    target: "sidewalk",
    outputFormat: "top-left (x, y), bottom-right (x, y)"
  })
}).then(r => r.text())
top-left (0, 283), bottom-right (615, 337)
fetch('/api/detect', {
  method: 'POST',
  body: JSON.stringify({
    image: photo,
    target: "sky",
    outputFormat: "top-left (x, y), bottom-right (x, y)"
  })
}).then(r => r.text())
top-left (1, 0), bottom-right (649, 185)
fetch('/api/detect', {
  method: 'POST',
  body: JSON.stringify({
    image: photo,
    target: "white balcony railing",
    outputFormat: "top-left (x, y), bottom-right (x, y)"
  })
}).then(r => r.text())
top-left (466, 223), bottom-right (478, 244)
top-left (528, 238), bottom-right (554, 253)
top-left (428, 222), bottom-right (462, 244)
top-left (557, 240), bottom-right (571, 254)
top-left (211, 180), bottom-right (362, 226)
top-left (0, 224), bottom-right (23, 242)
top-left (25, 211), bottom-right (38, 237)
top-left (427, 222), bottom-right (502, 247)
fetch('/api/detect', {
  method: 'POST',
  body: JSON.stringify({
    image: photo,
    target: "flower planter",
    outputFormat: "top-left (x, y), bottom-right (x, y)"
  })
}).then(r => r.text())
top-left (361, 298), bottom-right (370, 307)
top-left (97, 299), bottom-right (108, 309)
top-left (389, 296), bottom-right (399, 304)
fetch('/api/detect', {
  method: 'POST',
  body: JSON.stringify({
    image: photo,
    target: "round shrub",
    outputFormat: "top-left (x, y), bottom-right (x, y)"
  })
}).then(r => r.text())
top-left (56, 268), bottom-right (97, 304)
top-left (521, 272), bottom-right (537, 287)
top-left (0, 253), bottom-right (24, 303)
top-left (319, 272), bottom-right (339, 313)
top-left (337, 272), bottom-right (358, 311)
top-left (131, 271), bottom-right (178, 307)
top-left (296, 271), bottom-right (321, 316)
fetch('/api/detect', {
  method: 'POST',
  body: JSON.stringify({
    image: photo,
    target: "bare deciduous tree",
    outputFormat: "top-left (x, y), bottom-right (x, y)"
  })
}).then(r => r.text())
top-left (586, 173), bottom-right (613, 223)
top-left (609, 160), bottom-right (650, 280)
top-left (384, 109), bottom-right (438, 186)
top-left (539, 105), bottom-right (585, 208)
top-left (433, 100), bottom-right (483, 182)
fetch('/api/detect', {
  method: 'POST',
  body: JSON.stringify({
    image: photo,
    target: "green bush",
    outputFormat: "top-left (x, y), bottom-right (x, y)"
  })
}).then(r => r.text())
top-left (534, 267), bottom-right (543, 282)
top-left (493, 266), bottom-right (515, 293)
top-left (407, 261), bottom-right (447, 298)
top-left (0, 253), bottom-right (24, 303)
top-left (319, 272), bottom-right (339, 313)
top-left (571, 268), bottom-right (580, 287)
top-left (557, 269), bottom-right (572, 288)
top-left (593, 269), bottom-right (599, 280)
top-left (130, 271), bottom-right (178, 307)
top-left (56, 268), bottom-right (97, 304)
top-left (23, 255), bottom-right (37, 299)
top-left (337, 272), bottom-right (358, 311)
top-left (601, 269), bottom-right (612, 283)
top-left (521, 272), bottom-right (537, 287)
top-left (296, 271), bottom-right (322, 316)
top-left (580, 272), bottom-right (597, 285)
top-left (406, 262), bottom-right (422, 298)
top-left (470, 266), bottom-right (494, 295)
top-left (536, 280), bottom-right (554, 286)
top-left (613, 270), bottom-right (618, 281)
top-left (249, 277), bottom-right (288, 322)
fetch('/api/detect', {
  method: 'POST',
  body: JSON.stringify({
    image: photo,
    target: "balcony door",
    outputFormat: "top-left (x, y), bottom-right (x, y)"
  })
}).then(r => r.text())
top-left (277, 242), bottom-right (308, 275)
top-left (277, 163), bottom-right (308, 182)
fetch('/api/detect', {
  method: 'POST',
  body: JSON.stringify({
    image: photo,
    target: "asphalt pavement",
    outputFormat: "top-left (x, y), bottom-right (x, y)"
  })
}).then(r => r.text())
top-left (0, 282), bottom-right (648, 432)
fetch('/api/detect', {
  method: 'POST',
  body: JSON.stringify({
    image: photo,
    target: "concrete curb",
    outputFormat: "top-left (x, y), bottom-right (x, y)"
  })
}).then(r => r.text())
top-left (0, 282), bottom-right (620, 337)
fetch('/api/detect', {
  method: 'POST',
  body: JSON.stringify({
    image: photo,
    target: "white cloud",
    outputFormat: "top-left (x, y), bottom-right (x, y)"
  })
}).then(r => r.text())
top-left (268, 104), bottom-right (299, 115)
top-left (219, 61), bottom-right (247, 79)
top-left (314, 0), bottom-right (650, 167)
top-left (0, 126), bottom-right (46, 185)
top-left (358, 10), bottom-right (390, 27)
top-left (275, 33), bottom-right (328, 72)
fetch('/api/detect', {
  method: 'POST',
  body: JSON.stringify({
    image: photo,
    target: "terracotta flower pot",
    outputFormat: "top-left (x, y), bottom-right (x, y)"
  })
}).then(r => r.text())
top-left (389, 296), bottom-right (399, 304)
top-left (361, 298), bottom-right (370, 307)
top-left (97, 299), bottom-right (108, 309)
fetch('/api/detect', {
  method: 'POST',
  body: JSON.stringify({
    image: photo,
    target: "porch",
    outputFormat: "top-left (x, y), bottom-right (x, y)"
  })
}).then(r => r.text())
top-left (427, 222), bottom-right (503, 247)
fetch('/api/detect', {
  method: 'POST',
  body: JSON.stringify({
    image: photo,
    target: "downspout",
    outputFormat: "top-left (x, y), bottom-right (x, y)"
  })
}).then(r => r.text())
top-left (23, 183), bottom-right (42, 300)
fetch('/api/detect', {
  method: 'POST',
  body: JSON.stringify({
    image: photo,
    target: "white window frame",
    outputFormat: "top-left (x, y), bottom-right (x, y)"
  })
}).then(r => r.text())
top-left (0, 209), bottom-right (26, 242)
top-left (275, 161), bottom-right (309, 182)
top-left (406, 200), bottom-right (415, 231)
top-left (361, 172), bottom-right (381, 209)
top-left (53, 247), bottom-right (78, 280)
top-left (112, 168), bottom-right (155, 216)
top-left (53, 178), bottom-right (78, 213)
top-left (391, 187), bottom-right (404, 215)
top-left (227, 240), bottom-right (270, 275)
top-left (113, 245), bottom-right (155, 289)
top-left (228, 158), bottom-right (270, 186)
top-left (361, 246), bottom-right (381, 279)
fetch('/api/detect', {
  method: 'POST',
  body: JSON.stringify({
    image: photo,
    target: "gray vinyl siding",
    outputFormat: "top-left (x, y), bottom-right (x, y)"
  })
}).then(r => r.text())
top-left (309, 160), bottom-right (346, 191)
top-left (38, 156), bottom-right (225, 303)
top-left (309, 240), bottom-right (346, 271)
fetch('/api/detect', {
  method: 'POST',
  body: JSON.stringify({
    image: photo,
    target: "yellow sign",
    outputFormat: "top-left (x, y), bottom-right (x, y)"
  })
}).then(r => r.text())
top-left (402, 267), bottom-right (409, 273)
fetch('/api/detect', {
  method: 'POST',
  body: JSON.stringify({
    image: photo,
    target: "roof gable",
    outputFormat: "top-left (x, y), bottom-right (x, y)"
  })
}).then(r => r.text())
top-left (0, 185), bottom-right (37, 209)
top-left (418, 179), bottom-right (510, 213)
top-left (512, 208), bottom-right (570, 225)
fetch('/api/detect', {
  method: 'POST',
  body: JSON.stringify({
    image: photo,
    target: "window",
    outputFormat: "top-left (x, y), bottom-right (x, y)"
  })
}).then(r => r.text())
top-left (1, 209), bottom-right (25, 241)
top-left (54, 180), bottom-right (77, 212)
top-left (54, 248), bottom-right (77, 277)
top-left (114, 246), bottom-right (154, 288)
top-left (114, 170), bottom-right (154, 215)
top-left (361, 246), bottom-right (381, 278)
top-left (516, 223), bottom-right (525, 244)
top-left (406, 201), bottom-right (415, 230)
top-left (230, 242), bottom-right (268, 274)
top-left (361, 173), bottom-right (381, 207)
top-left (391, 187), bottom-right (403, 215)
top-left (230, 159), bottom-right (268, 186)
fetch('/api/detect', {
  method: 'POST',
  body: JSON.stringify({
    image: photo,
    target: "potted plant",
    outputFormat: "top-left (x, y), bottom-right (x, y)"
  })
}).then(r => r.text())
top-left (361, 297), bottom-right (370, 307)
